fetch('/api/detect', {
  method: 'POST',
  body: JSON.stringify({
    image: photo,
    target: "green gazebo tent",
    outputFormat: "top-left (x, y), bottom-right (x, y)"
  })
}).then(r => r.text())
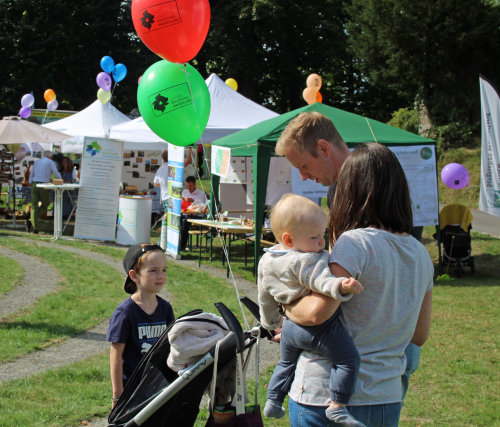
top-left (210, 102), bottom-right (435, 276)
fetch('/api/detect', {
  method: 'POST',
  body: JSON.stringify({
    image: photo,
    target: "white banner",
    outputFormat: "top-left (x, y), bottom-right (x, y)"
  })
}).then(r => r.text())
top-left (74, 137), bottom-right (123, 241)
top-left (479, 77), bottom-right (500, 217)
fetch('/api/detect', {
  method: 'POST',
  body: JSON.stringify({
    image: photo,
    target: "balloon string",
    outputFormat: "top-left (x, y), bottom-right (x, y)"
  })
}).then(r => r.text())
top-left (183, 64), bottom-right (249, 330)
top-left (41, 109), bottom-right (49, 125)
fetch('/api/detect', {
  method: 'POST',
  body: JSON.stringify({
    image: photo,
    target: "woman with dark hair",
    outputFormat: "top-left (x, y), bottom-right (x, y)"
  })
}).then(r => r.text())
top-left (284, 143), bottom-right (433, 427)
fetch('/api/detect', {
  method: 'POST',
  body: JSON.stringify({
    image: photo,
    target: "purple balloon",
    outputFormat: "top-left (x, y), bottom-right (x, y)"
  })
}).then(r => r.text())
top-left (96, 72), bottom-right (112, 91)
top-left (19, 106), bottom-right (31, 119)
top-left (21, 93), bottom-right (34, 108)
top-left (441, 163), bottom-right (470, 189)
top-left (47, 99), bottom-right (58, 111)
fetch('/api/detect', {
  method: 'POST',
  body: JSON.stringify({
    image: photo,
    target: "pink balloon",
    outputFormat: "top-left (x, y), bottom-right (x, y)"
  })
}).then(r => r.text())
top-left (19, 106), bottom-right (31, 119)
top-left (441, 163), bottom-right (470, 189)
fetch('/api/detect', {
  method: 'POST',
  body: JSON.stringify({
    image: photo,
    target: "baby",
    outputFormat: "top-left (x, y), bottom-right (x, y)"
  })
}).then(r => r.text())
top-left (258, 194), bottom-right (365, 426)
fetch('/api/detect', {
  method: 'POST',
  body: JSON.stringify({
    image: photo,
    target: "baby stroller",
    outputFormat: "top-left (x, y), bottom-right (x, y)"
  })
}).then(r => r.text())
top-left (439, 204), bottom-right (475, 277)
top-left (107, 300), bottom-right (267, 427)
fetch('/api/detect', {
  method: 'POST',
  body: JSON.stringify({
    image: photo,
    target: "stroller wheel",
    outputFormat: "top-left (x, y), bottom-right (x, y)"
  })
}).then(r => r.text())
top-left (470, 256), bottom-right (475, 273)
top-left (455, 263), bottom-right (463, 278)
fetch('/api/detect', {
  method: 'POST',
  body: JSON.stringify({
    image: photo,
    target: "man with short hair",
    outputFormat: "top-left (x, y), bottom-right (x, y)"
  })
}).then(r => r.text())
top-left (27, 150), bottom-right (62, 234)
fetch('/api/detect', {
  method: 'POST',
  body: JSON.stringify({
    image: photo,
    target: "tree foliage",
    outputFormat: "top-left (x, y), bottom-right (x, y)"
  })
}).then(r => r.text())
top-left (0, 0), bottom-right (499, 136)
top-left (0, 0), bottom-right (156, 117)
top-left (347, 0), bottom-right (500, 126)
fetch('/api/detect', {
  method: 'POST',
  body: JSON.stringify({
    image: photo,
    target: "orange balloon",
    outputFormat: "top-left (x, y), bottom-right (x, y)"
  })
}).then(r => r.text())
top-left (306, 73), bottom-right (322, 91)
top-left (44, 89), bottom-right (56, 103)
top-left (316, 92), bottom-right (322, 103)
top-left (303, 87), bottom-right (317, 105)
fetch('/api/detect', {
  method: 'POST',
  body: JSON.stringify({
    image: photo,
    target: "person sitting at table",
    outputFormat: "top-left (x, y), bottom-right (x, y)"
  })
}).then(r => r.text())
top-left (180, 176), bottom-right (207, 251)
top-left (61, 157), bottom-right (78, 219)
top-left (26, 150), bottom-right (62, 234)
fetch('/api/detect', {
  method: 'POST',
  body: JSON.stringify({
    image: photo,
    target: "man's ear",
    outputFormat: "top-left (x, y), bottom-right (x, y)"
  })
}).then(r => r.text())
top-left (282, 232), bottom-right (293, 248)
top-left (317, 139), bottom-right (331, 157)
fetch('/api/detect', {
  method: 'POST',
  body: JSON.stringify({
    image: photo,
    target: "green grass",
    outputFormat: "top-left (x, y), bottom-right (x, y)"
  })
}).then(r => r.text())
top-left (0, 254), bottom-right (24, 295)
top-left (0, 146), bottom-right (498, 426)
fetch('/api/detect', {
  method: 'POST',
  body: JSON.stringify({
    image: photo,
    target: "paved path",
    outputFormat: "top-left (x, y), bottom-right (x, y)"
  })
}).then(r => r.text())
top-left (470, 208), bottom-right (500, 238)
top-left (0, 236), bottom-right (278, 389)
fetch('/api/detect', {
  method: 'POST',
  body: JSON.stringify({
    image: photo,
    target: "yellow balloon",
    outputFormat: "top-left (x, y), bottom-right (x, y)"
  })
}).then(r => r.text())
top-left (97, 88), bottom-right (111, 104)
top-left (225, 78), bottom-right (238, 91)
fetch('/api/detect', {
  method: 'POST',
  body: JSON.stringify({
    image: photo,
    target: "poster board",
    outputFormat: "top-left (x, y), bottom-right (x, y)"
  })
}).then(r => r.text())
top-left (74, 137), bottom-right (123, 241)
top-left (166, 145), bottom-right (186, 258)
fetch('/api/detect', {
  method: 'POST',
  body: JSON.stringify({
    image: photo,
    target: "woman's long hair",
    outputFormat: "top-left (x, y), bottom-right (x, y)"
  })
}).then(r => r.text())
top-left (328, 143), bottom-right (413, 243)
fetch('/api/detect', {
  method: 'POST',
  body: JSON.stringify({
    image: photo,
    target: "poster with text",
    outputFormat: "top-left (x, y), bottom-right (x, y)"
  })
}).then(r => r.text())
top-left (166, 145), bottom-right (185, 258)
top-left (391, 145), bottom-right (439, 226)
top-left (74, 137), bottom-right (123, 241)
top-left (211, 145), bottom-right (231, 177)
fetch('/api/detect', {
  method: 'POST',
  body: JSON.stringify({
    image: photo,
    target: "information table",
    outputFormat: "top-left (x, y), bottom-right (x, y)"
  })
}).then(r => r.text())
top-left (37, 183), bottom-right (80, 240)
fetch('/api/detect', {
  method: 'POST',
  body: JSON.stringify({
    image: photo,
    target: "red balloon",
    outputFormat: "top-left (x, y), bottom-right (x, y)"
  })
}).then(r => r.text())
top-left (131, 0), bottom-right (211, 63)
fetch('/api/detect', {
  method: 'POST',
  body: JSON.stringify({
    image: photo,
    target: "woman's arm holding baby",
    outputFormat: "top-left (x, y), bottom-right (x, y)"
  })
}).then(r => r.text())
top-left (283, 261), bottom-right (353, 326)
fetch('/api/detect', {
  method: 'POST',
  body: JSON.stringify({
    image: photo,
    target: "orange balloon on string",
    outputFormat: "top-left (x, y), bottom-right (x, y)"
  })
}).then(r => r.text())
top-left (316, 92), bottom-right (322, 103)
top-left (303, 87), bottom-right (317, 104)
top-left (44, 89), bottom-right (56, 103)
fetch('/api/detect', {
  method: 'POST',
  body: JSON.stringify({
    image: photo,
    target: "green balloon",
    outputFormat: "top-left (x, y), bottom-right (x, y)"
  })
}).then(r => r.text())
top-left (137, 60), bottom-right (211, 146)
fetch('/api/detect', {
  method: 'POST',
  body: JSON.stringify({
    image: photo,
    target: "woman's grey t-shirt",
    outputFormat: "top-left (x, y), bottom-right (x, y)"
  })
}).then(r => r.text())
top-left (288, 228), bottom-right (434, 406)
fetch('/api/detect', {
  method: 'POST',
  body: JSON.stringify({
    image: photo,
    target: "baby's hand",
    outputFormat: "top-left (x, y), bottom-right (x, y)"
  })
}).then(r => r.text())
top-left (340, 277), bottom-right (364, 295)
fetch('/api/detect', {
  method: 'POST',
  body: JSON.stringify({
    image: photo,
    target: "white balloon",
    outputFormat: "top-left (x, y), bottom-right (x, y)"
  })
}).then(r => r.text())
top-left (47, 99), bottom-right (58, 111)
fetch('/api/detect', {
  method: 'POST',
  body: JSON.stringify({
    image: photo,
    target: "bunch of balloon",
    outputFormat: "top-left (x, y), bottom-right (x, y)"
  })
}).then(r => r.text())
top-left (19, 93), bottom-right (34, 119)
top-left (302, 73), bottom-right (323, 105)
top-left (131, 0), bottom-right (212, 146)
top-left (96, 55), bottom-right (128, 104)
top-left (44, 89), bottom-right (58, 111)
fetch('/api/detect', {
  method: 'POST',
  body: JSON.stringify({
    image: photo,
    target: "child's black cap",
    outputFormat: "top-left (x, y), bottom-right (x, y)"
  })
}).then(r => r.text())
top-left (123, 244), bottom-right (163, 294)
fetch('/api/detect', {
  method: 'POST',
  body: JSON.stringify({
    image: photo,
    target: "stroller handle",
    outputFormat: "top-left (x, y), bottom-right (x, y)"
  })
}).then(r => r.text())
top-left (214, 302), bottom-right (245, 352)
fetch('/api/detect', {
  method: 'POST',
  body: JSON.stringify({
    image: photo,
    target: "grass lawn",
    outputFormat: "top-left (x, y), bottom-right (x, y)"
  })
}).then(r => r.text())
top-left (0, 146), bottom-right (498, 426)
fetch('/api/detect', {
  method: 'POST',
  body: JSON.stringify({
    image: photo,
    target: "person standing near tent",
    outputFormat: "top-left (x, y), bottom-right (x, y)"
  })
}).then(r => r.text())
top-left (275, 113), bottom-right (428, 422)
top-left (26, 150), bottom-right (62, 234)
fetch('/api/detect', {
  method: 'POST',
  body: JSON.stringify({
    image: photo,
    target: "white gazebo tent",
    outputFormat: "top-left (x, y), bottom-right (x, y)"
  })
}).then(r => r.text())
top-left (43, 100), bottom-right (130, 152)
top-left (108, 74), bottom-right (278, 147)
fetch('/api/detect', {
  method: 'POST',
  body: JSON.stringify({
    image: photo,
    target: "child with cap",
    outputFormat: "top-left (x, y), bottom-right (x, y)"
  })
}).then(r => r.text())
top-left (106, 244), bottom-right (174, 408)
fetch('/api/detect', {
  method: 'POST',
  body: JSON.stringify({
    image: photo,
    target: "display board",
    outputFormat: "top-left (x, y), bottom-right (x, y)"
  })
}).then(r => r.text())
top-left (166, 145), bottom-right (186, 258)
top-left (74, 137), bottom-right (123, 241)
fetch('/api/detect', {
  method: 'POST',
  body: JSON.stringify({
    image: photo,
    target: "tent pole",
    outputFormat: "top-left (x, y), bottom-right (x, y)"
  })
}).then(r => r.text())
top-left (253, 149), bottom-right (271, 279)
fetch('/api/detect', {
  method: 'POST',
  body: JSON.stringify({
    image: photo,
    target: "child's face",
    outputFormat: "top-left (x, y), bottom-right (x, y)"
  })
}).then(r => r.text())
top-left (289, 219), bottom-right (326, 253)
top-left (133, 251), bottom-right (167, 294)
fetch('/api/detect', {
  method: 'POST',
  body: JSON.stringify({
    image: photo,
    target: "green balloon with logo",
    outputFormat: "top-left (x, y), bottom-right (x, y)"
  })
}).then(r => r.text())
top-left (137, 60), bottom-right (211, 146)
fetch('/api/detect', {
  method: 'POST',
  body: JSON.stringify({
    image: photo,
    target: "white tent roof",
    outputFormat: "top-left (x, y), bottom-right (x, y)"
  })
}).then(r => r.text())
top-left (109, 74), bottom-right (278, 149)
top-left (43, 100), bottom-right (130, 152)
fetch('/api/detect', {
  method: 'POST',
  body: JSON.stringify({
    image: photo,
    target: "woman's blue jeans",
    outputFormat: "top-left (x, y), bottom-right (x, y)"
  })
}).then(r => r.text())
top-left (289, 399), bottom-right (401, 427)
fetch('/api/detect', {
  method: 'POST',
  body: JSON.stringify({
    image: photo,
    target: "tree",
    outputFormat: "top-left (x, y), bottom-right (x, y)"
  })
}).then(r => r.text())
top-left (0, 0), bottom-right (156, 117)
top-left (195, 0), bottom-right (362, 114)
top-left (347, 0), bottom-right (500, 126)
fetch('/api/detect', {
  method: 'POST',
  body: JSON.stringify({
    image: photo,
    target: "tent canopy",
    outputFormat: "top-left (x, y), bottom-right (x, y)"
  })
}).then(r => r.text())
top-left (211, 102), bottom-right (435, 277)
top-left (214, 102), bottom-right (434, 156)
top-left (43, 100), bottom-right (130, 152)
top-left (108, 74), bottom-right (278, 147)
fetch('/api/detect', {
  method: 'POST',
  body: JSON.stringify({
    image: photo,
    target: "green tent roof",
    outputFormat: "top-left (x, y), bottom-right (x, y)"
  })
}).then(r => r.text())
top-left (213, 103), bottom-right (434, 156)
